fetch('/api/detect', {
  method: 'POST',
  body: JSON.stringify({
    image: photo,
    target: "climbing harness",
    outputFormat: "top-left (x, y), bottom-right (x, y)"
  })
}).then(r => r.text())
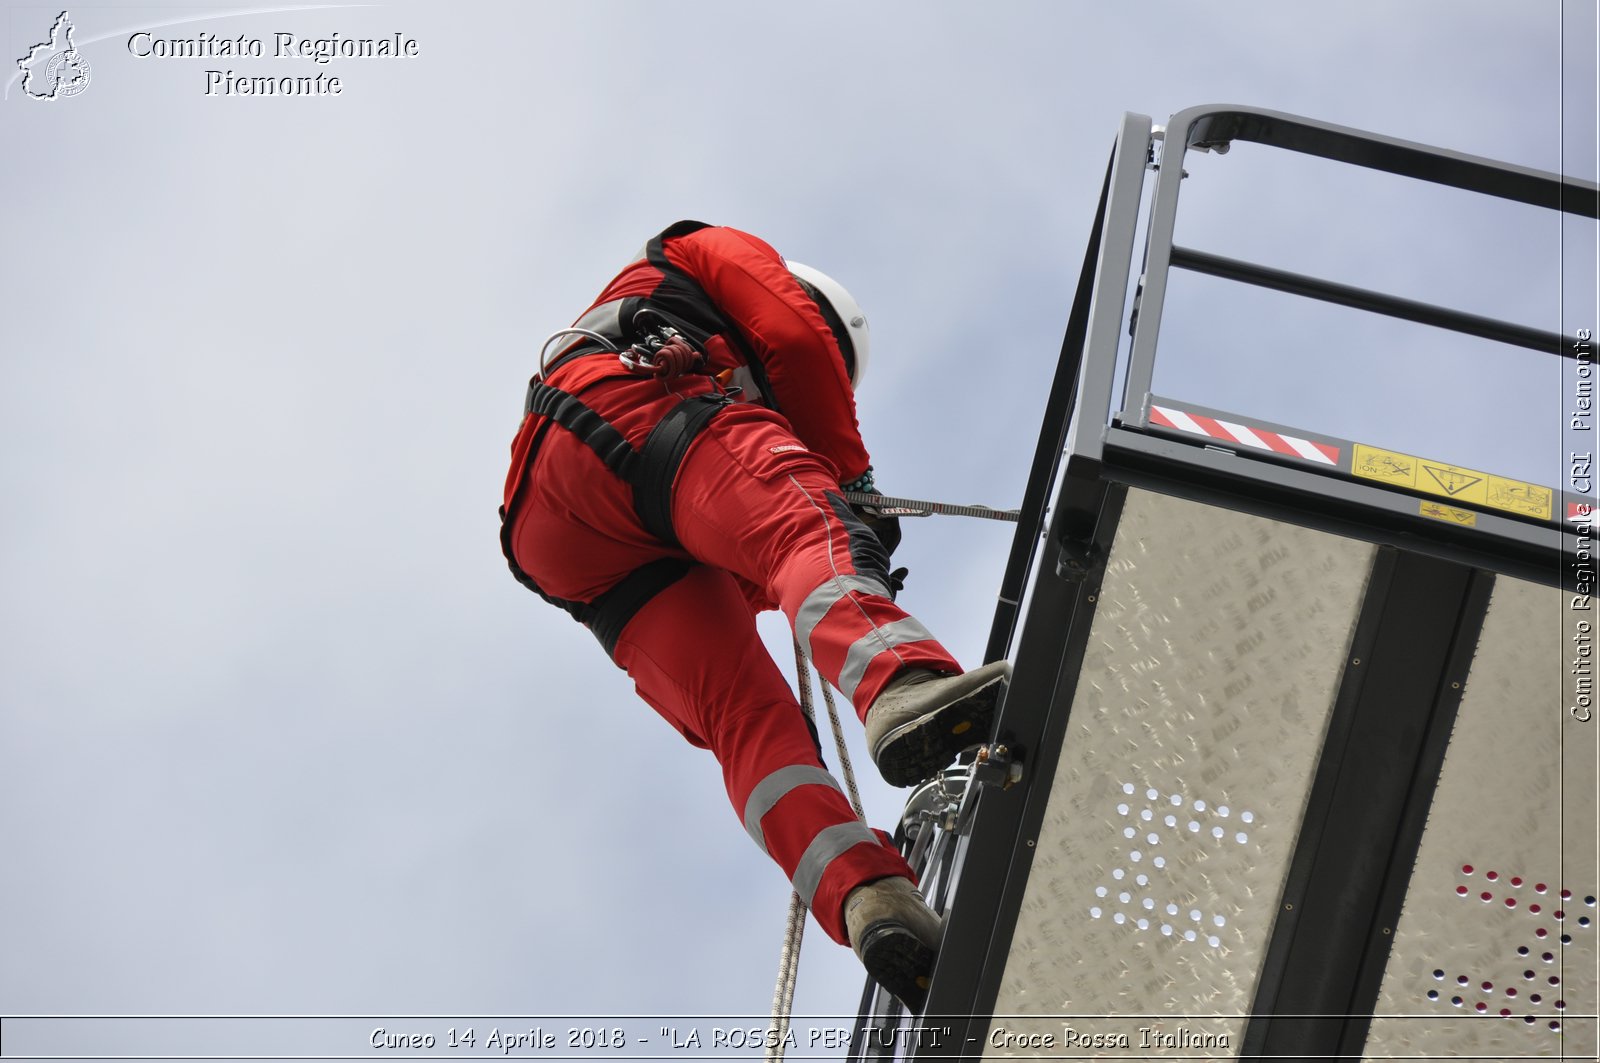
top-left (500, 375), bottom-right (733, 657)
top-left (766, 641), bottom-right (867, 1063)
top-left (843, 490), bottom-right (1022, 522)
top-left (504, 223), bottom-right (785, 655)
top-left (504, 317), bottom-right (735, 659)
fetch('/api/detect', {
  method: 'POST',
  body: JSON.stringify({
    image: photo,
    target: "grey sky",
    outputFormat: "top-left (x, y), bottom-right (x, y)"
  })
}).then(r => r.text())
top-left (2, 0), bottom-right (1595, 1054)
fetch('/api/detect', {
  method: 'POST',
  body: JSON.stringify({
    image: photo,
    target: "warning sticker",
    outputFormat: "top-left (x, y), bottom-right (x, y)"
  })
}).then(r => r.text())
top-left (1353, 444), bottom-right (1554, 521)
top-left (1487, 477), bottom-right (1553, 521)
top-left (1419, 501), bottom-right (1478, 527)
top-left (1352, 445), bottom-right (1416, 487)
top-left (1417, 461), bottom-right (1489, 506)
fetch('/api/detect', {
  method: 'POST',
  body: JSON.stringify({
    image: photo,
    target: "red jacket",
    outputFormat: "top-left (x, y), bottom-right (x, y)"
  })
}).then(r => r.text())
top-left (504, 222), bottom-right (872, 515)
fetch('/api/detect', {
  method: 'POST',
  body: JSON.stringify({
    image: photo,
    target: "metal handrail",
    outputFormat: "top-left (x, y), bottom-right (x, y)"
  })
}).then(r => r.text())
top-left (1170, 245), bottom-right (1574, 357)
top-left (1121, 104), bottom-right (1598, 420)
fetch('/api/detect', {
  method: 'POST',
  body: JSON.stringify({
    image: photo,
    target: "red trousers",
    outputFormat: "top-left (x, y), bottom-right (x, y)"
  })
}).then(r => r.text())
top-left (507, 375), bottom-right (963, 943)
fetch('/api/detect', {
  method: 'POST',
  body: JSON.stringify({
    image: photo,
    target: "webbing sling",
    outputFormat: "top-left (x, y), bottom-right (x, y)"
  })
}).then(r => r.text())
top-left (502, 378), bottom-right (732, 658)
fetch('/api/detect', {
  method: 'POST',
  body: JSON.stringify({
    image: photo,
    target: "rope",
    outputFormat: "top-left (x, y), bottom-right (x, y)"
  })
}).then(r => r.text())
top-left (764, 893), bottom-right (805, 1063)
top-left (766, 641), bottom-right (869, 1062)
top-left (815, 650), bottom-right (866, 819)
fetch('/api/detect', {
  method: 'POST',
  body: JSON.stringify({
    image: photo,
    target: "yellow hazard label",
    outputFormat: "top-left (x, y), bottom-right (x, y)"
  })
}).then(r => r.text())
top-left (1420, 462), bottom-right (1486, 500)
top-left (1419, 501), bottom-right (1478, 527)
top-left (1352, 444), bottom-right (1417, 487)
top-left (1486, 476), bottom-right (1554, 520)
top-left (1353, 444), bottom-right (1553, 521)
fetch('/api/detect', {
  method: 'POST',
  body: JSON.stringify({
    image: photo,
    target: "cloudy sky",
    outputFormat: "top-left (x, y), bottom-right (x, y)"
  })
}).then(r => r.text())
top-left (2, 0), bottom-right (1595, 1057)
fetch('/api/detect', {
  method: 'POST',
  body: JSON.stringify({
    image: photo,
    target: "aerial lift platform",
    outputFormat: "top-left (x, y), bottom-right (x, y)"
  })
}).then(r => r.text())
top-left (850, 106), bottom-right (1599, 1060)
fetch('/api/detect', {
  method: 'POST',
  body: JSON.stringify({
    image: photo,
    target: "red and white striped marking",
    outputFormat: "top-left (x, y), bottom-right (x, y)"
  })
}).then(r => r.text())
top-left (1150, 404), bottom-right (1340, 466)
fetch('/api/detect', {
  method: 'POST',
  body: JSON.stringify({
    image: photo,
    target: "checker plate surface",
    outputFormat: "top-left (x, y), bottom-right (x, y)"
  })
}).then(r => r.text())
top-left (984, 490), bottom-right (1375, 1058)
top-left (1363, 576), bottom-right (1598, 1059)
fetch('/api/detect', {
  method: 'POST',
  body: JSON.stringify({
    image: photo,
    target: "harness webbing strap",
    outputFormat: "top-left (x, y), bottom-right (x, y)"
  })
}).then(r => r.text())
top-left (585, 557), bottom-right (693, 657)
top-left (503, 379), bottom-right (731, 662)
top-left (633, 392), bottom-right (733, 545)
top-left (524, 382), bottom-right (639, 478)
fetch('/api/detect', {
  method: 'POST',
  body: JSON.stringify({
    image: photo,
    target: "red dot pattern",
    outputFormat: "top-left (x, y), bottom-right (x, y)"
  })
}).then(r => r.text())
top-left (1434, 864), bottom-right (1596, 1037)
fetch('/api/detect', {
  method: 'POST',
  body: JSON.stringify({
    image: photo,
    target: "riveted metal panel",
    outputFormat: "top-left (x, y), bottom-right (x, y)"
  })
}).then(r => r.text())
top-left (1363, 577), bottom-right (1598, 1060)
top-left (983, 489), bottom-right (1375, 1058)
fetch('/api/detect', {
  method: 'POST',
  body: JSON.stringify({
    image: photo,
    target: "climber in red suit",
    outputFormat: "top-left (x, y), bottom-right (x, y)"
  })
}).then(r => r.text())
top-left (500, 221), bottom-right (1010, 1009)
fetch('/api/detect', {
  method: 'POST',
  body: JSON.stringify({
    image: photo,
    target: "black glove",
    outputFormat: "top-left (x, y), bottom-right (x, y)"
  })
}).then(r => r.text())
top-left (887, 566), bottom-right (909, 599)
top-left (841, 466), bottom-right (902, 557)
top-left (856, 506), bottom-right (902, 557)
top-left (838, 467), bottom-right (902, 560)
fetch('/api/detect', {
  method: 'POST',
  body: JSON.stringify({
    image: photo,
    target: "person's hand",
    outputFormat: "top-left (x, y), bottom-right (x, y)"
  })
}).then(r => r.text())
top-left (841, 466), bottom-right (901, 557)
top-left (855, 504), bottom-right (902, 557)
top-left (887, 566), bottom-right (909, 599)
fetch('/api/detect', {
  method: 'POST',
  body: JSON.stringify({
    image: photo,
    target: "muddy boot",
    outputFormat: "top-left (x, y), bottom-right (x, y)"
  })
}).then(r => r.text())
top-left (845, 876), bottom-right (943, 1012)
top-left (864, 660), bottom-right (1011, 786)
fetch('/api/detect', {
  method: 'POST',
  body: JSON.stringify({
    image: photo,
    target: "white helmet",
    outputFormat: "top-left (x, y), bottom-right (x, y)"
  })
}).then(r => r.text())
top-left (788, 261), bottom-right (870, 389)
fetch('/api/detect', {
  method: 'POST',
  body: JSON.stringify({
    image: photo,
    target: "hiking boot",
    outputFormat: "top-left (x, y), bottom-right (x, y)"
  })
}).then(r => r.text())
top-left (845, 876), bottom-right (943, 1012)
top-left (864, 660), bottom-right (1011, 786)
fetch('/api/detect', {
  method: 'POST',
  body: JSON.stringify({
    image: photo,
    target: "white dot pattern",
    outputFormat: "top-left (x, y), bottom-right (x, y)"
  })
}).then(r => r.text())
top-left (1084, 781), bottom-right (1259, 950)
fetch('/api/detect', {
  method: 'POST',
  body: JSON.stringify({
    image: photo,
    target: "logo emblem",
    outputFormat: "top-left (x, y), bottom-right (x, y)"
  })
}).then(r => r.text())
top-left (17, 11), bottom-right (91, 101)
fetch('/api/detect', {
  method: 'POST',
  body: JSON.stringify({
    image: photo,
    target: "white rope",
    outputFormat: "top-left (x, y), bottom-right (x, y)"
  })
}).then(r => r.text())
top-left (766, 640), bottom-right (870, 1062)
top-left (814, 651), bottom-right (866, 819)
top-left (764, 892), bottom-right (805, 1063)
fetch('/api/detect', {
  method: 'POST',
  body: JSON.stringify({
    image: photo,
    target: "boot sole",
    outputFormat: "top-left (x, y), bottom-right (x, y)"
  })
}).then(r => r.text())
top-left (857, 920), bottom-right (937, 1012)
top-left (871, 673), bottom-right (1006, 787)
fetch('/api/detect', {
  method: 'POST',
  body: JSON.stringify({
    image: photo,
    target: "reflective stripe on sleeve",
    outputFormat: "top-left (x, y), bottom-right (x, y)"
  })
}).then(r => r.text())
top-left (795, 574), bottom-right (893, 661)
top-left (742, 765), bottom-right (843, 853)
top-left (791, 821), bottom-right (882, 910)
top-left (836, 617), bottom-right (937, 701)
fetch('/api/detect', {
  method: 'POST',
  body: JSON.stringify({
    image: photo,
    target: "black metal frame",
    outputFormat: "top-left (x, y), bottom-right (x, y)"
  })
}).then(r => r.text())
top-left (1239, 551), bottom-right (1493, 1056)
top-left (854, 104), bottom-right (1596, 1062)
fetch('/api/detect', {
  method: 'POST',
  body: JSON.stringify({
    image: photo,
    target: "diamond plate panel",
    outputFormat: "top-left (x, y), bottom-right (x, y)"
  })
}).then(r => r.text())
top-left (984, 490), bottom-right (1375, 1058)
top-left (1364, 576), bottom-right (1598, 1060)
